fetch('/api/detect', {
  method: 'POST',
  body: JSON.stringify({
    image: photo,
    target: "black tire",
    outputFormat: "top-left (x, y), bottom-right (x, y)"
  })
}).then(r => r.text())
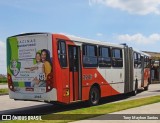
top-left (131, 82), bottom-right (138, 96)
top-left (144, 84), bottom-right (149, 91)
top-left (88, 86), bottom-right (100, 106)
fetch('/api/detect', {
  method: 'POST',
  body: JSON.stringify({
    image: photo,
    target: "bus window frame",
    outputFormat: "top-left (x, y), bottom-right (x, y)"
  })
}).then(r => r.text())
top-left (98, 46), bottom-right (112, 68)
top-left (57, 39), bottom-right (68, 68)
top-left (134, 52), bottom-right (142, 68)
top-left (82, 43), bottom-right (98, 68)
top-left (111, 48), bottom-right (123, 68)
top-left (145, 56), bottom-right (150, 68)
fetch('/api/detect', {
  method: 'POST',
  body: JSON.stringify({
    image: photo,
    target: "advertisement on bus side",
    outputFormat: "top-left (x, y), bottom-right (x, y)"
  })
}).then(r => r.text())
top-left (7, 35), bottom-right (52, 93)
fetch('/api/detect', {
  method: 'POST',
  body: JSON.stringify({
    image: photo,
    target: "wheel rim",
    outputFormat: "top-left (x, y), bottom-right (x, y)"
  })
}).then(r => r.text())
top-left (135, 84), bottom-right (137, 94)
top-left (91, 90), bottom-right (98, 103)
top-left (135, 89), bottom-right (137, 94)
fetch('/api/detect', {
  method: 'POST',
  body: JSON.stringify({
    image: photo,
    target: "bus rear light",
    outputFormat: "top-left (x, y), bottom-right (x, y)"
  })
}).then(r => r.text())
top-left (7, 74), bottom-right (14, 91)
top-left (47, 76), bottom-right (52, 80)
top-left (46, 80), bottom-right (52, 92)
top-left (46, 73), bottom-right (53, 92)
top-left (7, 74), bottom-right (12, 83)
top-left (47, 80), bottom-right (51, 84)
top-left (46, 84), bottom-right (52, 92)
top-left (10, 85), bottom-right (13, 89)
top-left (8, 75), bottom-right (11, 80)
top-left (47, 73), bottom-right (53, 80)
top-left (8, 74), bottom-right (12, 83)
top-left (47, 86), bottom-right (51, 90)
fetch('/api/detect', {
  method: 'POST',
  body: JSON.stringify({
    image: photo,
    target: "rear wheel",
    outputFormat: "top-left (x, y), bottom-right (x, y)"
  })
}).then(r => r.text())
top-left (144, 84), bottom-right (149, 91)
top-left (88, 86), bottom-right (100, 106)
top-left (131, 82), bottom-right (138, 96)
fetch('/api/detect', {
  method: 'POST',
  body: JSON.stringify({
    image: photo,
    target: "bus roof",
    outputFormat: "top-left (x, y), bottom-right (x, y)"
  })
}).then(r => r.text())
top-left (58, 33), bottom-right (125, 48)
top-left (133, 48), bottom-right (151, 57)
top-left (7, 32), bottom-right (150, 57)
top-left (8, 32), bottom-right (49, 38)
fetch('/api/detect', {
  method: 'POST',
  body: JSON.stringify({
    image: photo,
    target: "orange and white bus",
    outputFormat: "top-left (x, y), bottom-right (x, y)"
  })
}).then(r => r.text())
top-left (7, 33), bottom-right (150, 105)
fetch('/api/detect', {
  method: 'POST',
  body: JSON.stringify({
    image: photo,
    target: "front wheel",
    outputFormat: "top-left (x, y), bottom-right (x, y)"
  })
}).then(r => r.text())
top-left (88, 87), bottom-right (100, 106)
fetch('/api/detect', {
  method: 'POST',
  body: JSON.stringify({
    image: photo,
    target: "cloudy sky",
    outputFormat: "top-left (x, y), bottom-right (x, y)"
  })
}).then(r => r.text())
top-left (1, 0), bottom-right (160, 74)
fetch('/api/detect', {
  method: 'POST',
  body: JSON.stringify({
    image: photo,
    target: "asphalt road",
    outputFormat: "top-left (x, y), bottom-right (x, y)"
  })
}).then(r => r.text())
top-left (74, 103), bottom-right (160, 123)
top-left (0, 84), bottom-right (160, 115)
top-left (117, 83), bottom-right (160, 101)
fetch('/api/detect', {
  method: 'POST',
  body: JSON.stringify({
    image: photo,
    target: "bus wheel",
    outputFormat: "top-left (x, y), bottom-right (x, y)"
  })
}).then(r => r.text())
top-left (88, 86), bottom-right (100, 106)
top-left (131, 82), bottom-right (138, 96)
top-left (144, 84), bottom-right (149, 91)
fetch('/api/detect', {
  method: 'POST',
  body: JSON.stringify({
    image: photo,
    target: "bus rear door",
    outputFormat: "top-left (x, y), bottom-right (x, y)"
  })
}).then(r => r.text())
top-left (68, 45), bottom-right (82, 102)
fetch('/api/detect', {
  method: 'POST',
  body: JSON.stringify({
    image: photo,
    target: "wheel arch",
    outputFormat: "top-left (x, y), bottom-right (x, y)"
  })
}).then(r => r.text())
top-left (90, 83), bottom-right (101, 98)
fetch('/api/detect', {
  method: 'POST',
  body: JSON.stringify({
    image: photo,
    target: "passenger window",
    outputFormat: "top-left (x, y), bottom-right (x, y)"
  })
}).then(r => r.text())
top-left (58, 40), bottom-right (67, 67)
top-left (112, 49), bottom-right (121, 58)
top-left (138, 54), bottom-right (142, 68)
top-left (145, 56), bottom-right (150, 68)
top-left (144, 56), bottom-right (147, 68)
top-left (134, 53), bottom-right (141, 68)
top-left (98, 47), bottom-right (111, 67)
top-left (112, 48), bottom-right (123, 67)
top-left (83, 44), bottom-right (98, 67)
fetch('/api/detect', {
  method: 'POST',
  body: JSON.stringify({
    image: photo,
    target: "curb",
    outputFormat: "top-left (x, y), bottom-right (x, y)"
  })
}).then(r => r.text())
top-left (0, 93), bottom-right (8, 96)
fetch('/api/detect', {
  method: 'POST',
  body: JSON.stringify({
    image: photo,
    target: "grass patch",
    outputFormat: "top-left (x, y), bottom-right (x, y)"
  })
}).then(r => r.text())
top-left (0, 78), bottom-right (7, 84)
top-left (2, 95), bottom-right (160, 123)
top-left (0, 81), bottom-right (7, 84)
top-left (44, 95), bottom-right (160, 122)
top-left (0, 88), bottom-right (8, 95)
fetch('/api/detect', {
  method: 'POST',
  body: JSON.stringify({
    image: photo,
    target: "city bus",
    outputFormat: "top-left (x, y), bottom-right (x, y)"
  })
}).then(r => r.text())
top-left (7, 33), bottom-right (151, 106)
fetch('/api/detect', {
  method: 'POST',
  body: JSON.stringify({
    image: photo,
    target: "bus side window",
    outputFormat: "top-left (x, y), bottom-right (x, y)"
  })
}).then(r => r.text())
top-left (144, 56), bottom-right (147, 68)
top-left (134, 53), bottom-right (138, 68)
top-left (134, 53), bottom-right (141, 68)
top-left (83, 44), bottom-right (98, 68)
top-left (98, 46), bottom-right (111, 67)
top-left (138, 54), bottom-right (142, 68)
top-left (112, 48), bottom-right (123, 67)
top-left (146, 57), bottom-right (150, 68)
top-left (58, 40), bottom-right (67, 67)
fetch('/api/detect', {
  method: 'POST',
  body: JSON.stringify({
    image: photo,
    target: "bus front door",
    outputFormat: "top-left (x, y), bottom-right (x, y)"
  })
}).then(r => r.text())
top-left (68, 46), bottom-right (82, 102)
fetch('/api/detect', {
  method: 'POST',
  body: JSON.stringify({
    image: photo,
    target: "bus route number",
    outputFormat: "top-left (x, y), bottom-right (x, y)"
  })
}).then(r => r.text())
top-left (83, 74), bottom-right (92, 80)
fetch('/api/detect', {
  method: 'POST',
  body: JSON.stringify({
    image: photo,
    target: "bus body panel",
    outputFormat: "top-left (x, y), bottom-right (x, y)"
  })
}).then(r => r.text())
top-left (52, 34), bottom-right (121, 103)
top-left (143, 68), bottom-right (150, 87)
top-left (134, 68), bottom-right (142, 89)
top-left (98, 68), bottom-right (125, 93)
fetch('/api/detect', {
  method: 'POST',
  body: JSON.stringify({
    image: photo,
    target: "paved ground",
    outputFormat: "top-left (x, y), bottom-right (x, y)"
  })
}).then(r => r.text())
top-left (0, 84), bottom-right (160, 119)
top-left (117, 83), bottom-right (160, 101)
top-left (73, 102), bottom-right (160, 123)
top-left (0, 95), bottom-right (49, 113)
top-left (0, 84), bottom-right (8, 89)
top-left (72, 84), bottom-right (160, 123)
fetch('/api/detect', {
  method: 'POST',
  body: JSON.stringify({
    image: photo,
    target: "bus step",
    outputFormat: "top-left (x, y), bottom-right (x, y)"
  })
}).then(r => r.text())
top-left (70, 100), bottom-right (82, 103)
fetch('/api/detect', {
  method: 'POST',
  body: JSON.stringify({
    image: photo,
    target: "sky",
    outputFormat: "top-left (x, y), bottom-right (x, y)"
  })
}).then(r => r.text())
top-left (1, 0), bottom-right (160, 74)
